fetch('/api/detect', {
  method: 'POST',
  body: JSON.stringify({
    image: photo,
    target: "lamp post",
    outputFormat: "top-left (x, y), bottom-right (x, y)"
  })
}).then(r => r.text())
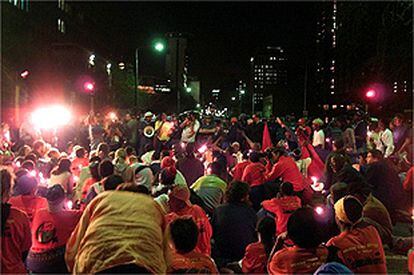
top-left (134, 41), bottom-right (166, 109)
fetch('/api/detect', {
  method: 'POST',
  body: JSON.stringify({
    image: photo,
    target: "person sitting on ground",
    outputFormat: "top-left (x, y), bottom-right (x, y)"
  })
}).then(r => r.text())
top-left (153, 166), bottom-right (178, 213)
top-left (268, 207), bottom-right (329, 274)
top-left (325, 152), bottom-right (364, 189)
top-left (65, 188), bottom-right (169, 273)
top-left (191, 162), bottom-right (228, 216)
top-left (327, 195), bottom-right (387, 273)
top-left (48, 158), bottom-right (74, 197)
top-left (176, 143), bottom-right (205, 187)
top-left (240, 217), bottom-right (276, 274)
top-left (168, 217), bottom-right (218, 274)
top-left (26, 185), bottom-right (82, 273)
top-left (70, 147), bottom-right (89, 177)
top-left (85, 159), bottom-right (114, 204)
top-left (80, 161), bottom-right (101, 202)
top-left (112, 148), bottom-right (130, 181)
top-left (261, 182), bottom-right (302, 236)
top-left (161, 156), bottom-right (187, 186)
top-left (242, 151), bottom-right (267, 210)
top-left (231, 150), bottom-right (250, 181)
top-left (1, 169), bottom-right (32, 274)
top-left (166, 185), bottom-right (212, 256)
top-left (8, 174), bottom-right (48, 223)
top-left (211, 181), bottom-right (257, 268)
top-left (265, 147), bottom-right (306, 195)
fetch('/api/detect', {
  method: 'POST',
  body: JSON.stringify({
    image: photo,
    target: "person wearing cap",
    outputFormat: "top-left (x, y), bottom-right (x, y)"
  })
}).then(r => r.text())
top-left (168, 217), bottom-right (218, 274)
top-left (166, 185), bottom-right (212, 256)
top-left (231, 142), bottom-right (243, 164)
top-left (1, 169), bottom-right (32, 274)
top-left (161, 156), bottom-right (187, 187)
top-left (27, 185), bottom-right (82, 273)
top-left (138, 111), bottom-right (154, 156)
top-left (312, 118), bottom-right (325, 149)
top-left (65, 190), bottom-right (169, 274)
top-left (268, 207), bottom-right (329, 274)
top-left (327, 195), bottom-right (387, 273)
top-left (8, 174), bottom-right (48, 223)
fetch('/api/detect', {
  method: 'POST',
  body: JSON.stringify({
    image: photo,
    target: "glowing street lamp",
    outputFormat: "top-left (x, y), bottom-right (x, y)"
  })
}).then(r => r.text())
top-left (365, 89), bottom-right (376, 99)
top-left (83, 81), bottom-right (95, 93)
top-left (186, 87), bottom-right (192, 93)
top-left (154, 41), bottom-right (165, 52)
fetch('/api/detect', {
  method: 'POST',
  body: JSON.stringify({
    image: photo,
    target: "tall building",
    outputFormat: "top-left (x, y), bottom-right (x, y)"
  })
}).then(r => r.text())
top-left (165, 32), bottom-right (188, 112)
top-left (250, 46), bottom-right (288, 116)
top-left (314, 0), bottom-right (338, 106)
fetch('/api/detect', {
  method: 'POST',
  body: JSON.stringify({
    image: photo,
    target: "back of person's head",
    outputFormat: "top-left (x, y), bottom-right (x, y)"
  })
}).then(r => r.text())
top-left (249, 151), bottom-right (263, 163)
top-left (329, 153), bottom-right (347, 172)
top-left (97, 142), bottom-right (110, 156)
top-left (21, 160), bottom-right (35, 171)
top-left (1, 169), bottom-right (12, 201)
top-left (75, 147), bottom-right (87, 158)
top-left (185, 142), bottom-right (196, 157)
top-left (116, 182), bottom-right (150, 194)
top-left (99, 160), bottom-right (114, 178)
top-left (347, 179), bottom-right (372, 200)
top-left (242, 150), bottom-right (249, 161)
top-left (280, 182), bottom-right (294, 196)
top-left (288, 207), bottom-right (323, 249)
top-left (291, 148), bottom-right (302, 161)
top-left (257, 217), bottom-right (276, 257)
top-left (125, 146), bottom-right (135, 156)
top-left (170, 217), bottom-right (199, 254)
top-left (33, 140), bottom-right (45, 152)
top-left (45, 184), bottom-right (65, 205)
top-left (330, 182), bottom-right (348, 204)
top-left (226, 181), bottom-right (250, 204)
top-left (25, 153), bottom-right (37, 163)
top-left (14, 174), bottom-right (38, 196)
top-left (103, 174), bottom-right (124, 190)
top-left (160, 150), bottom-right (170, 160)
top-left (47, 148), bottom-right (60, 159)
top-left (161, 156), bottom-right (175, 169)
top-left (368, 149), bottom-right (383, 161)
top-left (55, 158), bottom-right (71, 175)
top-left (159, 167), bottom-right (177, 186)
top-left (334, 195), bottom-right (363, 227)
top-left (115, 148), bottom-right (127, 160)
top-left (333, 138), bottom-right (345, 151)
top-left (314, 262), bottom-right (353, 275)
top-left (209, 161), bottom-right (224, 177)
top-left (89, 161), bottom-right (101, 181)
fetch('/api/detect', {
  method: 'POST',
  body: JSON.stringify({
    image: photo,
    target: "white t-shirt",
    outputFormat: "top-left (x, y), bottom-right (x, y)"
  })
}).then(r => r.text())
top-left (181, 120), bottom-right (200, 143)
top-left (312, 129), bottom-right (325, 149)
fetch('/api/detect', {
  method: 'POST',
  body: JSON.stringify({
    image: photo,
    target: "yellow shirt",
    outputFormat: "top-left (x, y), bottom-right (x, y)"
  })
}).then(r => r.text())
top-left (65, 191), bottom-right (170, 274)
top-left (155, 120), bottom-right (173, 141)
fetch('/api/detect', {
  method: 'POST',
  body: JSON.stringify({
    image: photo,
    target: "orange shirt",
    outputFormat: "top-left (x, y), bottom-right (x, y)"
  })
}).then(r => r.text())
top-left (265, 156), bottom-right (305, 191)
top-left (241, 241), bottom-right (267, 274)
top-left (242, 162), bottom-right (267, 187)
top-left (1, 207), bottom-right (32, 274)
top-left (166, 204), bottom-right (212, 255)
top-left (168, 250), bottom-right (218, 274)
top-left (262, 196), bottom-right (301, 235)
top-left (8, 195), bottom-right (48, 223)
top-left (327, 225), bottom-right (387, 274)
top-left (268, 245), bottom-right (328, 275)
top-left (232, 161), bottom-right (250, 181)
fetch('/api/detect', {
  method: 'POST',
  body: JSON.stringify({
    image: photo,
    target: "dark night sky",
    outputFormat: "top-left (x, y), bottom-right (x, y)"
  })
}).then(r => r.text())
top-left (79, 2), bottom-right (317, 95)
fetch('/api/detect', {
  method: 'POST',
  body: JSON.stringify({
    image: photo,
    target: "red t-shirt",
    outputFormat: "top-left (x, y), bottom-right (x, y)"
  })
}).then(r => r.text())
top-left (241, 241), bottom-right (267, 274)
top-left (81, 178), bottom-right (97, 201)
top-left (268, 245), bottom-right (328, 275)
top-left (327, 225), bottom-right (387, 274)
top-left (30, 208), bottom-right (82, 253)
top-left (232, 161), bottom-right (250, 181)
top-left (1, 207), bottom-right (32, 274)
top-left (242, 162), bottom-right (267, 187)
top-left (262, 196), bottom-right (301, 235)
top-left (403, 166), bottom-right (413, 192)
top-left (168, 250), bottom-right (218, 274)
top-left (166, 204), bottom-right (212, 255)
top-left (8, 195), bottom-right (48, 223)
top-left (408, 248), bottom-right (414, 274)
top-left (70, 158), bottom-right (89, 177)
top-left (266, 156), bottom-right (305, 191)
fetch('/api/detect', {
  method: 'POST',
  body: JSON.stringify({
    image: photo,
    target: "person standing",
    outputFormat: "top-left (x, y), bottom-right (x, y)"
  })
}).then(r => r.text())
top-left (124, 112), bottom-right (139, 151)
top-left (181, 112), bottom-right (201, 144)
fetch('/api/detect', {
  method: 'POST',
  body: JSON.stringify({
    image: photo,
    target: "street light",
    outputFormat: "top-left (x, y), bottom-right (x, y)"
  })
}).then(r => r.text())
top-left (135, 40), bottom-right (166, 108)
top-left (231, 96), bottom-right (236, 101)
top-left (186, 87), bottom-right (192, 93)
top-left (239, 89), bottom-right (246, 95)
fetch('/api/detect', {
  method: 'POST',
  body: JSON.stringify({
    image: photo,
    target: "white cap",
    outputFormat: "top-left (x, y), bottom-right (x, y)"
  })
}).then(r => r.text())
top-left (144, 111), bottom-right (153, 117)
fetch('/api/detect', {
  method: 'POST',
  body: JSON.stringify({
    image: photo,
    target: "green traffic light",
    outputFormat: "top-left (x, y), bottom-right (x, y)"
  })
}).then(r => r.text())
top-left (154, 42), bottom-right (165, 52)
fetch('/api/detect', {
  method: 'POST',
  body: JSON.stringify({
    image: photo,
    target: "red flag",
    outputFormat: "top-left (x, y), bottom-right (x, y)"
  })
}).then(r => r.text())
top-left (262, 122), bottom-right (273, 151)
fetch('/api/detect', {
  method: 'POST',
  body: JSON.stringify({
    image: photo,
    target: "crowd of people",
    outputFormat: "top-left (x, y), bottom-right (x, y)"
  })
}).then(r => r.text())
top-left (0, 108), bottom-right (413, 274)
